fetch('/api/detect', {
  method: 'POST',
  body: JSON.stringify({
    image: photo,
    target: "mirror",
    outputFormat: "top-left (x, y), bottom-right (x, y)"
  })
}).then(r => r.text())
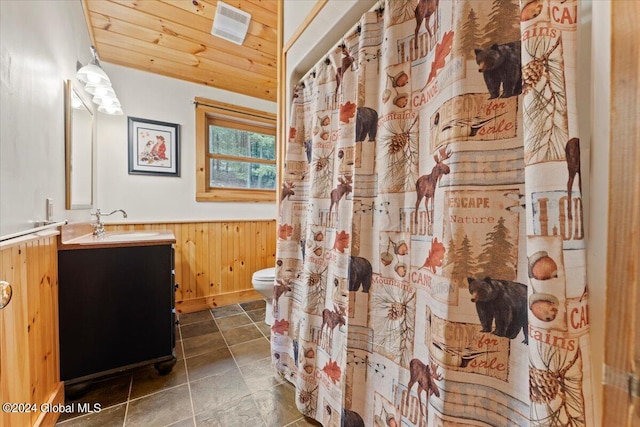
top-left (65, 80), bottom-right (94, 209)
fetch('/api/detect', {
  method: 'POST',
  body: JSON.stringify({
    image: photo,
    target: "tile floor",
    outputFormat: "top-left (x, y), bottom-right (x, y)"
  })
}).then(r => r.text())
top-left (56, 300), bottom-right (322, 427)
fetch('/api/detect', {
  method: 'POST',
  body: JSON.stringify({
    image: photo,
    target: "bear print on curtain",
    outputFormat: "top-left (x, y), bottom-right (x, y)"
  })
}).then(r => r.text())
top-left (273, 1), bottom-right (593, 426)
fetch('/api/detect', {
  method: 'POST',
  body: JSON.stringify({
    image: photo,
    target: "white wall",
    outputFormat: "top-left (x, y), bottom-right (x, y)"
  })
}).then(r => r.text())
top-left (283, 0), bottom-right (317, 44)
top-left (0, 0), bottom-right (93, 236)
top-left (0, 0), bottom-right (277, 237)
top-left (96, 63), bottom-right (277, 222)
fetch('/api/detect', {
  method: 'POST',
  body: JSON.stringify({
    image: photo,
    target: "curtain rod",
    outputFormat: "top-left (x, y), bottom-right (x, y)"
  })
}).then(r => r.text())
top-left (193, 101), bottom-right (275, 122)
top-left (298, 2), bottom-right (384, 85)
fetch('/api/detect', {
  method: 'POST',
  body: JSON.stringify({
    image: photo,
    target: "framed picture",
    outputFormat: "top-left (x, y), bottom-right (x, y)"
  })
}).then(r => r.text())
top-left (128, 117), bottom-right (180, 176)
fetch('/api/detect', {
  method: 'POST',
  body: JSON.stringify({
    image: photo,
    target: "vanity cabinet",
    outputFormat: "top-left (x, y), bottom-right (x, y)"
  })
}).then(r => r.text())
top-left (58, 243), bottom-right (176, 385)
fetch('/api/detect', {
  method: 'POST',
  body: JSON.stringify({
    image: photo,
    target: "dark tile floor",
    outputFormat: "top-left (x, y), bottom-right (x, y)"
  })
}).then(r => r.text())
top-left (56, 300), bottom-right (321, 427)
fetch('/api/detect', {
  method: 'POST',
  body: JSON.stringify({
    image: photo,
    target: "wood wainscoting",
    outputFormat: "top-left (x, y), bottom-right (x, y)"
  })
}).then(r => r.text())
top-left (0, 230), bottom-right (64, 427)
top-left (105, 220), bottom-right (277, 314)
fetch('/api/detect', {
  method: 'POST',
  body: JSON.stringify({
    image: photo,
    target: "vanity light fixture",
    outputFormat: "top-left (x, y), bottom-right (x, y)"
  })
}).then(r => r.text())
top-left (98, 104), bottom-right (123, 115)
top-left (97, 93), bottom-right (123, 115)
top-left (77, 46), bottom-right (123, 115)
top-left (91, 87), bottom-right (119, 105)
top-left (77, 46), bottom-right (111, 86)
top-left (84, 82), bottom-right (112, 96)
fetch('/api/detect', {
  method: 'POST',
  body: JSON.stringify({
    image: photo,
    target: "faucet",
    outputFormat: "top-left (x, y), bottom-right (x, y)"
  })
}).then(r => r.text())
top-left (90, 209), bottom-right (128, 236)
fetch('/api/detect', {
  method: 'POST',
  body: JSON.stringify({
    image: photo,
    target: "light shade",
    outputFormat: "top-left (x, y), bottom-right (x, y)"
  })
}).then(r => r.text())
top-left (77, 63), bottom-right (111, 86)
top-left (98, 104), bottom-right (123, 115)
top-left (92, 87), bottom-right (119, 105)
top-left (84, 82), bottom-right (113, 96)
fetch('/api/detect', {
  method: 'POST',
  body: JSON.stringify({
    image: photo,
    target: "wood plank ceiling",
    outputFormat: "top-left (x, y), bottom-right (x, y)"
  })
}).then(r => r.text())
top-left (81, 0), bottom-right (278, 102)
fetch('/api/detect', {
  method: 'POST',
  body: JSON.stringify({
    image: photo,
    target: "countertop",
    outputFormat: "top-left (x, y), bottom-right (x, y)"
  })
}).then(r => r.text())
top-left (58, 223), bottom-right (176, 250)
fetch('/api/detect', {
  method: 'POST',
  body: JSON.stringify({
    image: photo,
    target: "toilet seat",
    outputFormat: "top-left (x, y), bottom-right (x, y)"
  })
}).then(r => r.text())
top-left (253, 280), bottom-right (274, 288)
top-left (252, 267), bottom-right (275, 282)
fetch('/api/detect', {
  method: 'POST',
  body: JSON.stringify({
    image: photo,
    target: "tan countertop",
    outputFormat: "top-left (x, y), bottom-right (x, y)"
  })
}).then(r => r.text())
top-left (59, 224), bottom-right (176, 250)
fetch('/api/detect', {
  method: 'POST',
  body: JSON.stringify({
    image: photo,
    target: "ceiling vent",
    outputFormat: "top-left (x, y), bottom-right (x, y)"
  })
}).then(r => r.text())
top-left (211, 1), bottom-right (251, 45)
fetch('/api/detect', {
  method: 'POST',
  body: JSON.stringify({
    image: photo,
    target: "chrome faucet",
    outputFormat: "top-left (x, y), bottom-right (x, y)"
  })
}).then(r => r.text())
top-left (90, 209), bottom-right (128, 236)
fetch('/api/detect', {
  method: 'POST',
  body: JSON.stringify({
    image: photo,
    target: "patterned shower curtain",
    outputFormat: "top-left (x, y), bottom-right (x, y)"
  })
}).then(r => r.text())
top-left (273, 0), bottom-right (593, 425)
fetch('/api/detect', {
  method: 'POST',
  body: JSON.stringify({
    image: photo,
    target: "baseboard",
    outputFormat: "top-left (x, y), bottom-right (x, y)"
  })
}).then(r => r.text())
top-left (33, 381), bottom-right (64, 427)
top-left (176, 289), bottom-right (264, 314)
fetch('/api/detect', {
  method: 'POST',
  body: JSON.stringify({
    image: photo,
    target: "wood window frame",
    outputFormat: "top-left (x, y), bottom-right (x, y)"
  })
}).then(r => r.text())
top-left (195, 97), bottom-right (277, 202)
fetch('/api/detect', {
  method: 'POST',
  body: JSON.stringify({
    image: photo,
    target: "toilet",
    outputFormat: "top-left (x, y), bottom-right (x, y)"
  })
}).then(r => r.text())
top-left (251, 267), bottom-right (276, 325)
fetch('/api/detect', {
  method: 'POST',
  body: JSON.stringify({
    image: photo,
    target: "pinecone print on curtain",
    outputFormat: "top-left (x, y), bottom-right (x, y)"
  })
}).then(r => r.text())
top-left (530, 344), bottom-right (585, 426)
top-left (522, 35), bottom-right (568, 164)
top-left (273, 1), bottom-right (594, 426)
top-left (378, 115), bottom-right (419, 194)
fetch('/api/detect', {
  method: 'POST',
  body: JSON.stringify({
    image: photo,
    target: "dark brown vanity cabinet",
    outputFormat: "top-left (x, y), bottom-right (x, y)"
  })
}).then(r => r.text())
top-left (58, 244), bottom-right (176, 385)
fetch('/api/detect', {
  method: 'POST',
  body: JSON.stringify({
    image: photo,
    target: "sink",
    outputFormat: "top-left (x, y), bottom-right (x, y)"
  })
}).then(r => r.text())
top-left (102, 232), bottom-right (159, 241)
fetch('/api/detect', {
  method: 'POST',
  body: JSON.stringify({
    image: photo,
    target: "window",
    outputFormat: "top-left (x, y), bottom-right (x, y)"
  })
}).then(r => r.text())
top-left (195, 98), bottom-right (277, 202)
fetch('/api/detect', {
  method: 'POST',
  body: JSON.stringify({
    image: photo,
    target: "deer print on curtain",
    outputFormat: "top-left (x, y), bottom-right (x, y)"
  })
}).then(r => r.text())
top-left (273, 1), bottom-right (593, 426)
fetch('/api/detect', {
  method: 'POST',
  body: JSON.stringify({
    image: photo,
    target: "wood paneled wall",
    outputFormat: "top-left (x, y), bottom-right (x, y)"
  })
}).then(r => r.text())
top-left (0, 231), bottom-right (63, 427)
top-left (106, 220), bottom-right (277, 313)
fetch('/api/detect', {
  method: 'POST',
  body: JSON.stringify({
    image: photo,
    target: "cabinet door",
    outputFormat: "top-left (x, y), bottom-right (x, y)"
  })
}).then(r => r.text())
top-left (59, 245), bottom-right (173, 381)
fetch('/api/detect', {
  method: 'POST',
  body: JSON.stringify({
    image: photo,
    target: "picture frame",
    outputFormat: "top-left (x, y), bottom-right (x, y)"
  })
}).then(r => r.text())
top-left (128, 116), bottom-right (180, 176)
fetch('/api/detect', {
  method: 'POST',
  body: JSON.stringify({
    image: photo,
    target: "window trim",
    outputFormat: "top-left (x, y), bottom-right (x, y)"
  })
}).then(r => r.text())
top-left (195, 98), bottom-right (277, 202)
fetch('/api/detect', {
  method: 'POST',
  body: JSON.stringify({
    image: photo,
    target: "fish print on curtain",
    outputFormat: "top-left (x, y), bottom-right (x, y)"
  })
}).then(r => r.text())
top-left (273, 0), bottom-right (593, 426)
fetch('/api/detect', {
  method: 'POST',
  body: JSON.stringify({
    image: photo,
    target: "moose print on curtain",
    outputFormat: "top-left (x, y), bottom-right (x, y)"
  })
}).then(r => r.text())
top-left (273, 0), bottom-right (593, 426)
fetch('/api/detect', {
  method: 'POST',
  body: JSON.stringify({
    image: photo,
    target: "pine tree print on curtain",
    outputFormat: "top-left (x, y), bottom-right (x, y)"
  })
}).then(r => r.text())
top-left (273, 1), bottom-right (594, 426)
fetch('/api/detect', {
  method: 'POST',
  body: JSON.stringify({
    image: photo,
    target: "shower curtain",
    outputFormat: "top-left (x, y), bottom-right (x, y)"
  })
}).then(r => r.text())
top-left (273, 1), bottom-right (593, 426)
